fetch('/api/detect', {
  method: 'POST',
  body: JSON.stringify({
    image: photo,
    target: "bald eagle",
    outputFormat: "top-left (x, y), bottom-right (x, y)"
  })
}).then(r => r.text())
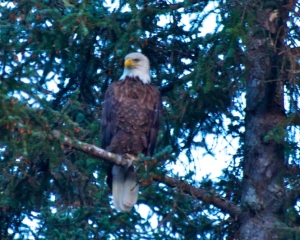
top-left (102, 52), bottom-right (162, 212)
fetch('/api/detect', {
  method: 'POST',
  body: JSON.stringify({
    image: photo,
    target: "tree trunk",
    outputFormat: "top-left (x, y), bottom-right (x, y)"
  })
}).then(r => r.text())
top-left (240, 1), bottom-right (292, 239)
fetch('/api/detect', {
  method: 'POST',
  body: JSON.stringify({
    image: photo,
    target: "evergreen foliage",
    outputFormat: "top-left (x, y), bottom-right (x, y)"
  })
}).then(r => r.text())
top-left (0, 0), bottom-right (299, 239)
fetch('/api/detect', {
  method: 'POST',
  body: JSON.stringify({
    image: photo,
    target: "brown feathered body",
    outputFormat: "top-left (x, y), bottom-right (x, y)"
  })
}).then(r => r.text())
top-left (102, 73), bottom-right (162, 211)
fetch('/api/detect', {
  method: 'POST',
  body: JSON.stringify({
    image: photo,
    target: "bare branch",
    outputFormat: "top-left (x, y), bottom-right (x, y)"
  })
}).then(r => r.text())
top-left (153, 175), bottom-right (242, 218)
top-left (50, 130), bottom-right (130, 166)
top-left (50, 130), bottom-right (242, 218)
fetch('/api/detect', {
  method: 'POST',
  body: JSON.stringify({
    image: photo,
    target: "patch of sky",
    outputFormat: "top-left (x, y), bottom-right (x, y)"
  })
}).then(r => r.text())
top-left (168, 93), bottom-right (245, 182)
top-left (103, 0), bottom-right (120, 12)
top-left (136, 204), bottom-right (159, 229)
top-left (22, 212), bottom-right (40, 238)
top-left (0, 1), bottom-right (15, 8)
top-left (285, 85), bottom-right (300, 164)
top-left (295, 201), bottom-right (300, 212)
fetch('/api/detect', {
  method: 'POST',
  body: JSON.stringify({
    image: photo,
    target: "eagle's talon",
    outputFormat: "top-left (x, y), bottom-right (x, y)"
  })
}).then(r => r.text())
top-left (125, 157), bottom-right (134, 170)
top-left (123, 153), bottom-right (138, 170)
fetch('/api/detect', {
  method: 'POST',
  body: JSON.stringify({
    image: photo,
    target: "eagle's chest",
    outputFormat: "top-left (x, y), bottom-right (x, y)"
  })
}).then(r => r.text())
top-left (120, 81), bottom-right (143, 100)
top-left (113, 84), bottom-right (152, 130)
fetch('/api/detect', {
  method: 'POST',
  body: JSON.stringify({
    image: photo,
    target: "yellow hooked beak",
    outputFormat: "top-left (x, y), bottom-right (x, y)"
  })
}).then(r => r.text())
top-left (124, 58), bottom-right (137, 68)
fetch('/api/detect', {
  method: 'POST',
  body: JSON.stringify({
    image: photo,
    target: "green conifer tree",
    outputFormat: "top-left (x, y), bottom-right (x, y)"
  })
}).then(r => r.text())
top-left (0, 0), bottom-right (299, 239)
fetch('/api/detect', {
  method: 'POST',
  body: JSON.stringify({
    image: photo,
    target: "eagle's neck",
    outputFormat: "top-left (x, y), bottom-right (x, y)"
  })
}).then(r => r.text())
top-left (120, 68), bottom-right (150, 84)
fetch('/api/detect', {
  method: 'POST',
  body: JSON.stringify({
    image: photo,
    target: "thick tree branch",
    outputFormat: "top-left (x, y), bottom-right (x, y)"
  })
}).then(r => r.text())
top-left (50, 130), bottom-right (242, 218)
top-left (153, 175), bottom-right (242, 218)
top-left (50, 130), bottom-right (131, 166)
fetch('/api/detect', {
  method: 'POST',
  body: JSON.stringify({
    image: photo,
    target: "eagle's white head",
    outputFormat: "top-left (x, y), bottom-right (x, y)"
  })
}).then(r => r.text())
top-left (120, 52), bottom-right (151, 84)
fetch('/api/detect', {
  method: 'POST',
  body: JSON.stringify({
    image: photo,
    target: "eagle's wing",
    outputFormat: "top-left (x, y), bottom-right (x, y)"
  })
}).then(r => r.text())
top-left (147, 93), bottom-right (162, 156)
top-left (101, 83), bottom-right (139, 212)
top-left (101, 84), bottom-right (116, 150)
top-left (101, 83), bottom-right (117, 192)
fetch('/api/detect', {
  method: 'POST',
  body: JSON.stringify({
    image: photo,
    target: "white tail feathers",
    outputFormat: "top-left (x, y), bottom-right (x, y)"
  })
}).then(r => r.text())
top-left (112, 165), bottom-right (139, 212)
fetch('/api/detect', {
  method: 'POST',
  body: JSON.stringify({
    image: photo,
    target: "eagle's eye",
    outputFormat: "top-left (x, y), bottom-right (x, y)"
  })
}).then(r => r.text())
top-left (133, 58), bottom-right (140, 62)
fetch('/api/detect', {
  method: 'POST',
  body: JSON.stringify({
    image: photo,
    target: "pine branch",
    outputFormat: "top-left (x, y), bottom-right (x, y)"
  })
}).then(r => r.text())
top-left (50, 130), bottom-right (242, 218)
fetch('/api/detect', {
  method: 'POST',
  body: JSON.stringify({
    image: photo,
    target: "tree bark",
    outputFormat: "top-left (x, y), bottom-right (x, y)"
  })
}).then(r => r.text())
top-left (239, 1), bottom-right (292, 239)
